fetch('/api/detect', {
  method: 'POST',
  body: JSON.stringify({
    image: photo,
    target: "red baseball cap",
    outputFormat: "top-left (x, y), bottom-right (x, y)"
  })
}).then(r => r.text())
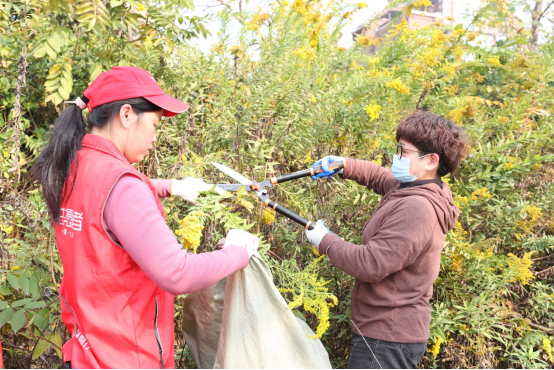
top-left (82, 66), bottom-right (189, 117)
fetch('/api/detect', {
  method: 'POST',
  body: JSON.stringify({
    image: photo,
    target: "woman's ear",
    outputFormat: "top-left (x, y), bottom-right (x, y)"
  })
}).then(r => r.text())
top-left (426, 153), bottom-right (440, 171)
top-left (118, 104), bottom-right (133, 129)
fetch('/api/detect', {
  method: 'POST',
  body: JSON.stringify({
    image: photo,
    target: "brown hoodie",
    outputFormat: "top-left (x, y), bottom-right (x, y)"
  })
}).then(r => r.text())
top-left (319, 158), bottom-right (459, 343)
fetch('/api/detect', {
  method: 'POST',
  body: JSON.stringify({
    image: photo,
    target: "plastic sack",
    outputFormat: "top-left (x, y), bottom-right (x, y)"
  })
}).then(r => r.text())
top-left (182, 254), bottom-right (332, 369)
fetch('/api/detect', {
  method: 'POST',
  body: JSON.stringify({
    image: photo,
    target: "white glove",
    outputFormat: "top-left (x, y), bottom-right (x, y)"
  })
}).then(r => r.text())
top-left (222, 229), bottom-right (259, 258)
top-left (305, 220), bottom-right (330, 248)
top-left (171, 177), bottom-right (223, 203)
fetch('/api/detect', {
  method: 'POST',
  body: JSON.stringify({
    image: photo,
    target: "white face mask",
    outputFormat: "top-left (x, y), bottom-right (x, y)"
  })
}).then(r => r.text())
top-left (391, 154), bottom-right (429, 183)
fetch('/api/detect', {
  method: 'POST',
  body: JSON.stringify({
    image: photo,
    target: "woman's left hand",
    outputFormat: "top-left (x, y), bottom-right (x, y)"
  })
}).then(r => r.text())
top-left (171, 177), bottom-right (223, 203)
top-left (305, 220), bottom-right (331, 247)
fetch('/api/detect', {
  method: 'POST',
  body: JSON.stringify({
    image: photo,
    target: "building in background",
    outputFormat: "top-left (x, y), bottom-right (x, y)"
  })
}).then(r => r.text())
top-left (353, 0), bottom-right (455, 52)
top-left (352, 0), bottom-right (509, 51)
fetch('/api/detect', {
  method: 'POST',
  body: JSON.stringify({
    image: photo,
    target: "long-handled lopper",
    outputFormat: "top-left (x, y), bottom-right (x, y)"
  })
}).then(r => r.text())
top-left (212, 161), bottom-right (344, 236)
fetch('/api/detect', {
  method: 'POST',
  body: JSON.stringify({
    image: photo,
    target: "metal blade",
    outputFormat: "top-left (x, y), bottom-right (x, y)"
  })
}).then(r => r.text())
top-left (215, 184), bottom-right (251, 192)
top-left (211, 162), bottom-right (254, 186)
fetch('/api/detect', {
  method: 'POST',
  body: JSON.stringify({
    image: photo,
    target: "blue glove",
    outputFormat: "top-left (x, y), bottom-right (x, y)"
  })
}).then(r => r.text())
top-left (305, 220), bottom-right (330, 248)
top-left (310, 155), bottom-right (345, 180)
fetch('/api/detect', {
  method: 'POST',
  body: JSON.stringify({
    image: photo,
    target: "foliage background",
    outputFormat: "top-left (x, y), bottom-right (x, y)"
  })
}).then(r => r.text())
top-left (1, 0), bottom-right (554, 368)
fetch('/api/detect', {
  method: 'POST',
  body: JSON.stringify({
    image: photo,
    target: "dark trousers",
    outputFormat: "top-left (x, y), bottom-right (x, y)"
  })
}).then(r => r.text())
top-left (347, 333), bottom-right (426, 369)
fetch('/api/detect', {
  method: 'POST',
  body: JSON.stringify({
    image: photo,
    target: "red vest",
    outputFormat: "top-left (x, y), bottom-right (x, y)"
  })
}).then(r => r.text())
top-left (56, 135), bottom-right (174, 368)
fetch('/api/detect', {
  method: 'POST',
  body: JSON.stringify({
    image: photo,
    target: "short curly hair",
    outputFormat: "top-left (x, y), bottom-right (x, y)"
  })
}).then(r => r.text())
top-left (396, 111), bottom-right (470, 177)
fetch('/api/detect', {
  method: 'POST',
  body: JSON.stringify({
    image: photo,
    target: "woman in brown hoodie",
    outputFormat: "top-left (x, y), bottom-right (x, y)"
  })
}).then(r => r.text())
top-left (306, 111), bottom-right (469, 369)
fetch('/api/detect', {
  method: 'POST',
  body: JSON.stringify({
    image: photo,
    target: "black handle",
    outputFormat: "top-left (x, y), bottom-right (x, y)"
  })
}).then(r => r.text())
top-left (265, 200), bottom-right (344, 240)
top-left (265, 200), bottom-right (315, 230)
top-left (271, 160), bottom-right (345, 184)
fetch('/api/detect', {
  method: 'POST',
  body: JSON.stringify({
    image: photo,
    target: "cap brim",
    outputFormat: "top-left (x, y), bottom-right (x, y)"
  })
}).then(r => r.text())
top-left (144, 94), bottom-right (190, 117)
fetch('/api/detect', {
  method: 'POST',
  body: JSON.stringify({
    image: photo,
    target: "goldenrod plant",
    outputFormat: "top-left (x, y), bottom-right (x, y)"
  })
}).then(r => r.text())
top-left (1, 0), bottom-right (554, 368)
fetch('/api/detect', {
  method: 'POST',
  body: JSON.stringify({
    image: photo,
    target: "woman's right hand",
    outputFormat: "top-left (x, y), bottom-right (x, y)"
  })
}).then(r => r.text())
top-left (221, 229), bottom-right (259, 258)
top-left (310, 155), bottom-right (345, 180)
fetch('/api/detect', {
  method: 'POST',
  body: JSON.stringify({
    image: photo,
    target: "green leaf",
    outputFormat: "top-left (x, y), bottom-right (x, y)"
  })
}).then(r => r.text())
top-left (0, 308), bottom-right (14, 327)
top-left (7, 273), bottom-right (19, 290)
top-left (58, 86), bottom-right (70, 100)
top-left (32, 339), bottom-right (51, 360)
top-left (51, 333), bottom-right (62, 358)
top-left (29, 278), bottom-right (39, 297)
top-left (12, 298), bottom-right (33, 307)
top-left (60, 77), bottom-right (73, 93)
top-left (45, 43), bottom-right (57, 59)
top-left (0, 301), bottom-right (7, 310)
top-left (10, 309), bottom-right (27, 333)
top-left (0, 286), bottom-right (11, 295)
top-left (33, 44), bottom-right (47, 58)
top-left (19, 275), bottom-right (30, 295)
top-left (24, 301), bottom-right (46, 309)
top-left (110, 0), bottom-right (124, 6)
top-left (62, 68), bottom-right (73, 83)
top-left (34, 308), bottom-right (49, 330)
top-left (47, 35), bottom-right (61, 53)
top-left (44, 78), bottom-right (60, 87)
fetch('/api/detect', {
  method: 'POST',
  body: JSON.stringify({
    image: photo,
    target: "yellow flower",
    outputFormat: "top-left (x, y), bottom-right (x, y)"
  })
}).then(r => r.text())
top-left (364, 101), bottom-right (381, 121)
top-left (310, 94), bottom-right (316, 103)
top-left (430, 336), bottom-right (444, 357)
top-left (247, 12), bottom-right (270, 31)
top-left (466, 32), bottom-right (478, 41)
top-left (342, 11), bottom-right (353, 19)
top-left (446, 85), bottom-right (459, 96)
top-left (281, 257), bottom-right (338, 338)
top-left (487, 56), bottom-right (501, 66)
top-left (175, 211), bottom-right (205, 253)
top-left (446, 103), bottom-right (478, 124)
top-left (386, 78), bottom-right (410, 95)
top-left (470, 187), bottom-right (492, 201)
top-left (357, 2), bottom-right (368, 9)
top-left (404, 0), bottom-right (432, 17)
top-left (442, 64), bottom-right (457, 79)
top-left (532, 163), bottom-right (542, 170)
top-left (291, 0), bottom-right (307, 14)
top-left (261, 209), bottom-right (275, 225)
top-left (136, 3), bottom-right (146, 12)
top-left (372, 154), bottom-right (383, 166)
top-left (453, 195), bottom-right (468, 210)
top-left (506, 252), bottom-right (535, 285)
top-left (451, 221), bottom-right (467, 240)
top-left (450, 252), bottom-right (463, 271)
top-left (294, 45), bottom-right (316, 61)
top-left (498, 116), bottom-right (510, 124)
top-left (370, 138), bottom-right (379, 150)
top-left (429, 29), bottom-right (447, 47)
top-left (211, 43), bottom-right (226, 54)
top-left (503, 156), bottom-right (518, 170)
top-left (418, 47), bottom-right (444, 66)
top-left (543, 336), bottom-right (553, 363)
top-left (229, 45), bottom-right (243, 57)
top-left (311, 245), bottom-right (320, 256)
top-left (515, 205), bottom-right (543, 234)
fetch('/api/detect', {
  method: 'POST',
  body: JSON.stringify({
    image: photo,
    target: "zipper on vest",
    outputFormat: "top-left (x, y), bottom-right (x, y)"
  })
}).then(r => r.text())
top-left (154, 296), bottom-right (164, 369)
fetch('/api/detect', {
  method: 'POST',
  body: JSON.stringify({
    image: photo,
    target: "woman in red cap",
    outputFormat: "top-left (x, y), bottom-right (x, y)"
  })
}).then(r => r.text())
top-left (32, 67), bottom-right (256, 368)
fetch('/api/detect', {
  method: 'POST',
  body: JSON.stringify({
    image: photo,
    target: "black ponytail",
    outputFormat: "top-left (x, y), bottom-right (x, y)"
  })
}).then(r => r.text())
top-left (32, 97), bottom-right (161, 224)
top-left (32, 105), bottom-right (85, 223)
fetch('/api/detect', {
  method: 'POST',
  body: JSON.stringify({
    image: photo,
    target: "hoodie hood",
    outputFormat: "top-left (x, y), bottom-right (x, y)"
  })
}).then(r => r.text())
top-left (389, 182), bottom-right (460, 234)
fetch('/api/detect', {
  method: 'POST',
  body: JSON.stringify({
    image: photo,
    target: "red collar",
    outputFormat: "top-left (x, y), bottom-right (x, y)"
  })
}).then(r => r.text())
top-left (81, 134), bottom-right (130, 165)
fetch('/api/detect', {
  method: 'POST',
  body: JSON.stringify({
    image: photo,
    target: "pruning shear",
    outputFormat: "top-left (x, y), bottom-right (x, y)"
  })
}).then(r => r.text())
top-left (212, 160), bottom-right (345, 233)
